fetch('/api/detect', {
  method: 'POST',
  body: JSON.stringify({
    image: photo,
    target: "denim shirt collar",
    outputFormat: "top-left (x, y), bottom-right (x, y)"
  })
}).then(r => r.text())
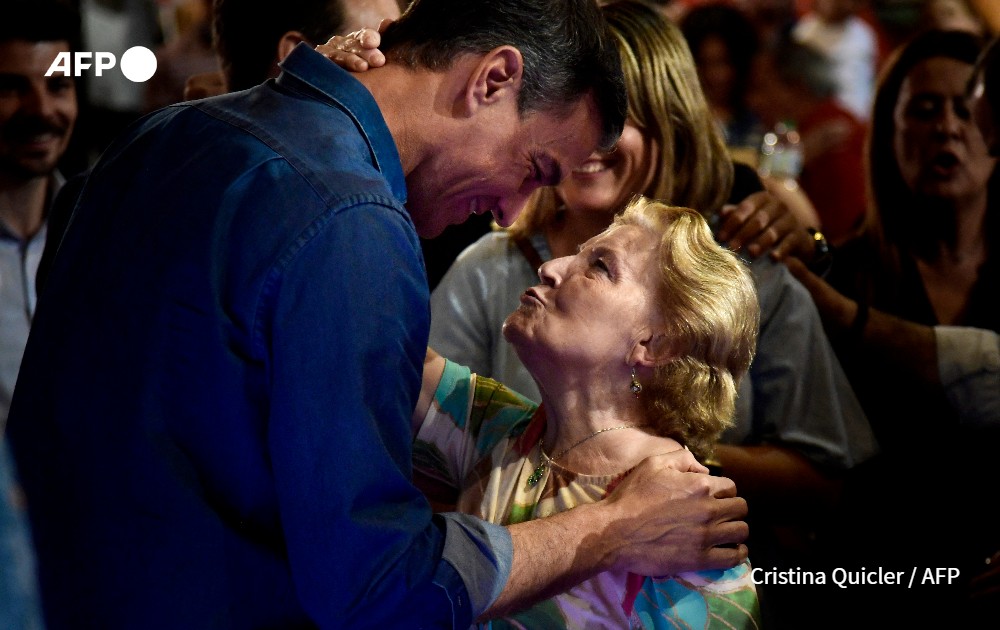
top-left (276, 43), bottom-right (407, 205)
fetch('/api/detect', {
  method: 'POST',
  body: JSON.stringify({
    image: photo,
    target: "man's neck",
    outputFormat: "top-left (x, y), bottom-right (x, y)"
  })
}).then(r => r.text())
top-left (354, 57), bottom-right (478, 176)
top-left (355, 66), bottom-right (423, 176)
top-left (0, 173), bottom-right (50, 240)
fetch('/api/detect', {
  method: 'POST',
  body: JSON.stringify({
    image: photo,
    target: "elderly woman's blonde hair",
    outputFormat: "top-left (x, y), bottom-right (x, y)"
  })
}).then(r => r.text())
top-left (615, 197), bottom-right (758, 461)
top-left (509, 0), bottom-right (733, 240)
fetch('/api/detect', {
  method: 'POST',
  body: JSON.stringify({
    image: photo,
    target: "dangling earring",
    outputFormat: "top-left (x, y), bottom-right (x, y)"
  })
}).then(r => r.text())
top-left (629, 366), bottom-right (642, 397)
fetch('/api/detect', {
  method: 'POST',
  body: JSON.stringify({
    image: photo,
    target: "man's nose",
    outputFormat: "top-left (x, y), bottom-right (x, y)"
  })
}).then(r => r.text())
top-left (496, 191), bottom-right (533, 228)
top-left (21, 84), bottom-right (58, 119)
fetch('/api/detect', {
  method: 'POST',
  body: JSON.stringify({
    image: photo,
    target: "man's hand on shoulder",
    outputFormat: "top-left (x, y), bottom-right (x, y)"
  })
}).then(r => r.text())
top-left (599, 450), bottom-right (749, 576)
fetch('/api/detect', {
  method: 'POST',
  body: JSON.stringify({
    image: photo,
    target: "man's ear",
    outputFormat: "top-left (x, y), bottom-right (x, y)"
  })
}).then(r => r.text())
top-left (277, 31), bottom-right (309, 63)
top-left (627, 330), bottom-right (676, 368)
top-left (460, 45), bottom-right (524, 117)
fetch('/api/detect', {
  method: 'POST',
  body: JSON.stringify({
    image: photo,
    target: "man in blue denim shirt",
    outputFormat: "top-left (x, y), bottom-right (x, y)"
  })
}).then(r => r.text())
top-left (7, 0), bottom-right (751, 627)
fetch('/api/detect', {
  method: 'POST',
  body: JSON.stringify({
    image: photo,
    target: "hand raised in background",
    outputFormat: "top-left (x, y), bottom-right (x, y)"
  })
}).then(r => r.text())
top-left (717, 188), bottom-right (818, 262)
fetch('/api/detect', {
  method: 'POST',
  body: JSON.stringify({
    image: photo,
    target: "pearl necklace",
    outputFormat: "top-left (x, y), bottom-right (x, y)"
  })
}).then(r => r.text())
top-left (525, 424), bottom-right (648, 489)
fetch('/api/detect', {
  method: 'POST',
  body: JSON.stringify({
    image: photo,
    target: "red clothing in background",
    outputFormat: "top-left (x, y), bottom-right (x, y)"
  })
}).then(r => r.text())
top-left (798, 99), bottom-right (868, 245)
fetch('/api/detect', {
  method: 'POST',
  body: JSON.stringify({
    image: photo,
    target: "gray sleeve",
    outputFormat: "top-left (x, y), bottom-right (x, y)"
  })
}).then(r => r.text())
top-left (435, 513), bottom-right (513, 618)
top-left (429, 237), bottom-right (502, 379)
top-left (743, 256), bottom-right (879, 470)
top-left (429, 233), bottom-right (542, 401)
top-left (936, 326), bottom-right (1000, 428)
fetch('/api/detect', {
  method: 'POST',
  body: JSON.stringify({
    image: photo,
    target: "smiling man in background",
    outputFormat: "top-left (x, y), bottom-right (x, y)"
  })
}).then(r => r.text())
top-left (0, 0), bottom-right (79, 435)
top-left (0, 3), bottom-right (80, 628)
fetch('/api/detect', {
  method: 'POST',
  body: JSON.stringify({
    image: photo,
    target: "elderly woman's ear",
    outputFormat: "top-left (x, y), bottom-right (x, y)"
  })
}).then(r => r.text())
top-left (627, 330), bottom-right (676, 368)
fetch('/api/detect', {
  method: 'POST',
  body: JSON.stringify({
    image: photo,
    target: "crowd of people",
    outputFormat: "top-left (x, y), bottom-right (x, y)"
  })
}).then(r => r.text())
top-left (1, 0), bottom-right (998, 628)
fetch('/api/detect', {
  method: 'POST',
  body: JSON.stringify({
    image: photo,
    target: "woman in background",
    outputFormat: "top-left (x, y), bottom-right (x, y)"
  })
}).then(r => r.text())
top-left (680, 2), bottom-right (763, 154)
top-left (795, 29), bottom-right (1000, 628)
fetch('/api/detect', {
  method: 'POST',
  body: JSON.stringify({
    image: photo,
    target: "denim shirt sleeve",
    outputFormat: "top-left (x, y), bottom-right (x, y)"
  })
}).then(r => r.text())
top-left (263, 198), bottom-right (510, 627)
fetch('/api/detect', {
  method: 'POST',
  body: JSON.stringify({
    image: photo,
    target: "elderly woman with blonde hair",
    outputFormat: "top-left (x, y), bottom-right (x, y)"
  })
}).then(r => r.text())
top-left (413, 197), bottom-right (761, 629)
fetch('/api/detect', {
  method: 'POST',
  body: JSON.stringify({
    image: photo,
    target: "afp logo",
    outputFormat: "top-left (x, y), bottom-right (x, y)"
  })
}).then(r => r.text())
top-left (45, 46), bottom-right (157, 83)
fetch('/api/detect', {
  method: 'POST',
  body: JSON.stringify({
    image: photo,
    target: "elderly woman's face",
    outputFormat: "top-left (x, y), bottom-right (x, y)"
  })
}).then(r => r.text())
top-left (554, 120), bottom-right (659, 217)
top-left (502, 224), bottom-right (662, 372)
top-left (892, 57), bottom-right (996, 202)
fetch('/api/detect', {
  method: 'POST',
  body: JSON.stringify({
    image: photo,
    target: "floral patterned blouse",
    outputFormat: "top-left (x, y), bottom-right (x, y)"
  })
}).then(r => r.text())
top-left (413, 361), bottom-right (761, 629)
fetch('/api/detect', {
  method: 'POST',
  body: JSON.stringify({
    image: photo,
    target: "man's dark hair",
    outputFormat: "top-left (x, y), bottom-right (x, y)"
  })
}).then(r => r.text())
top-left (379, 0), bottom-right (627, 151)
top-left (1, 0), bottom-right (81, 50)
top-left (213, 0), bottom-right (346, 91)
